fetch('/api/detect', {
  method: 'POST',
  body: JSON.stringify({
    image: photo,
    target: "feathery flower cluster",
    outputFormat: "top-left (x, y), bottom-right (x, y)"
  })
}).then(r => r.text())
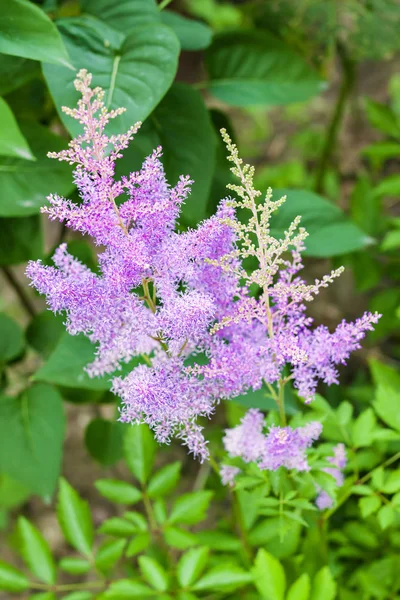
top-left (316, 443), bottom-right (347, 509)
top-left (27, 70), bottom-right (379, 462)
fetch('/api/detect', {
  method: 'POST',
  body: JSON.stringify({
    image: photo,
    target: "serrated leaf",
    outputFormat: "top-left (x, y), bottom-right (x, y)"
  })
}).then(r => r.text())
top-left (17, 517), bottom-right (55, 584)
top-left (0, 560), bottom-right (29, 592)
top-left (286, 573), bottom-right (310, 600)
top-left (124, 424), bottom-right (156, 484)
top-left (57, 479), bottom-right (93, 557)
top-left (0, 0), bottom-right (70, 66)
top-left (310, 567), bottom-right (336, 600)
top-left (177, 547), bottom-right (209, 587)
top-left (148, 462), bottom-right (181, 498)
top-left (95, 539), bottom-right (125, 575)
top-left (252, 549), bottom-right (285, 600)
top-left (95, 479), bottom-right (142, 504)
top-left (192, 563), bottom-right (253, 591)
top-left (43, 16), bottom-right (179, 138)
top-left (169, 491), bottom-right (213, 526)
top-left (59, 557), bottom-right (91, 575)
top-left (138, 556), bottom-right (169, 592)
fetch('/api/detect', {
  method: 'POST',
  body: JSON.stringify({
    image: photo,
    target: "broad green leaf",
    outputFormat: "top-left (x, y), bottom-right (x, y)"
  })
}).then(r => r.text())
top-left (85, 419), bottom-right (124, 466)
top-left (177, 547), bottom-right (209, 587)
top-left (95, 479), bottom-right (141, 504)
top-left (26, 312), bottom-right (64, 358)
top-left (286, 573), bottom-right (310, 600)
top-left (0, 560), bottom-right (29, 592)
top-left (43, 16), bottom-right (179, 138)
top-left (100, 579), bottom-right (154, 598)
top-left (168, 491), bottom-right (213, 526)
top-left (352, 408), bottom-right (376, 447)
top-left (252, 549), bottom-right (285, 600)
top-left (192, 563), bottom-right (253, 591)
top-left (0, 313), bottom-right (25, 362)
top-left (377, 505), bottom-right (395, 529)
top-left (148, 462), bottom-right (181, 498)
top-left (125, 532), bottom-right (151, 556)
top-left (0, 384), bottom-right (64, 496)
top-left (0, 55), bottom-right (39, 96)
top-left (138, 556), bottom-right (169, 592)
top-left (95, 539), bottom-right (125, 575)
top-left (18, 517), bottom-right (56, 584)
top-left (116, 83), bottom-right (216, 224)
top-left (206, 31), bottom-right (323, 106)
top-left (160, 11), bottom-right (212, 50)
top-left (359, 496), bottom-right (381, 518)
top-left (0, 0), bottom-right (70, 66)
top-left (59, 557), bottom-right (91, 575)
top-left (365, 99), bottom-right (400, 138)
top-left (0, 216), bottom-right (43, 265)
top-left (0, 98), bottom-right (34, 160)
top-left (310, 567), bottom-right (336, 600)
top-left (270, 189), bottom-right (373, 257)
top-left (0, 122), bottom-right (74, 217)
top-left (81, 0), bottom-right (160, 31)
top-left (57, 478), bottom-right (93, 557)
top-left (124, 423), bottom-right (156, 484)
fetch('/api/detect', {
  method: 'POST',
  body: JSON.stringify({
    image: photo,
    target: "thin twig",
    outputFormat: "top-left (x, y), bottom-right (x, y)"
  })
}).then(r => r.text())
top-left (1, 266), bottom-right (36, 318)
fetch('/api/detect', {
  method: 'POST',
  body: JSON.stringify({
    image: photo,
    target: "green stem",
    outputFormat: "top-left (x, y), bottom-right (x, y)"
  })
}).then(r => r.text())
top-left (142, 489), bottom-right (158, 533)
top-left (31, 581), bottom-right (104, 592)
top-left (276, 380), bottom-right (286, 427)
top-left (314, 43), bottom-right (356, 194)
top-left (231, 490), bottom-right (253, 564)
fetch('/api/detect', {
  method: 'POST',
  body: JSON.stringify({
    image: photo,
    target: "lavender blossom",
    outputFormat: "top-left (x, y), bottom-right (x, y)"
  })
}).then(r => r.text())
top-left (316, 443), bottom-right (347, 509)
top-left (220, 464), bottom-right (241, 487)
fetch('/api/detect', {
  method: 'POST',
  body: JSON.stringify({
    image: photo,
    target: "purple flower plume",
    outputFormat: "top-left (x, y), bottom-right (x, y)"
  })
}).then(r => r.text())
top-left (316, 443), bottom-right (347, 510)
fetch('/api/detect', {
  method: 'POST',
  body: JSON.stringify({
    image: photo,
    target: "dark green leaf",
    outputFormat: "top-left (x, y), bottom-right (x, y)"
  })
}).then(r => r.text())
top-left (177, 547), bottom-right (209, 587)
top-left (192, 563), bottom-right (253, 591)
top-left (0, 0), bottom-right (70, 66)
top-left (95, 478), bottom-right (142, 504)
top-left (95, 539), bottom-right (125, 575)
top-left (206, 31), bottom-right (323, 106)
top-left (18, 517), bottom-right (56, 584)
top-left (85, 419), bottom-right (124, 467)
top-left (43, 16), bottom-right (179, 138)
top-left (57, 478), bottom-right (93, 556)
top-left (26, 312), bottom-right (64, 358)
top-left (0, 560), bottom-right (29, 592)
top-left (252, 549), bottom-right (285, 600)
top-left (123, 424), bottom-right (156, 484)
top-left (138, 556), bottom-right (169, 592)
top-left (148, 461), bottom-right (181, 498)
top-left (310, 567), bottom-right (336, 600)
top-left (0, 98), bottom-right (34, 160)
top-left (0, 383), bottom-right (64, 496)
top-left (0, 55), bottom-right (40, 96)
top-left (81, 0), bottom-right (160, 31)
top-left (59, 557), bottom-right (91, 575)
top-left (0, 122), bottom-right (74, 217)
top-left (0, 313), bottom-right (25, 362)
top-left (168, 491), bottom-right (213, 526)
top-left (0, 216), bottom-right (43, 265)
top-left (160, 11), bottom-right (212, 51)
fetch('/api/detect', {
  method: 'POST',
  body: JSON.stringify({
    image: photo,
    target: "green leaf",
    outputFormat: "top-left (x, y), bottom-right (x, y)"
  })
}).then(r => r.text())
top-left (206, 31), bottom-right (323, 106)
top-left (286, 573), bottom-right (310, 600)
top-left (382, 470), bottom-right (400, 494)
top-left (62, 593), bottom-right (93, 600)
top-left (85, 419), bottom-right (124, 467)
top-left (381, 229), bottom-right (400, 252)
top-left (98, 517), bottom-right (138, 538)
top-left (148, 462), bottom-right (181, 498)
top-left (377, 505), bottom-right (395, 530)
top-left (192, 563), bottom-right (253, 591)
top-left (124, 423), bottom-right (156, 484)
top-left (160, 11), bottom-right (212, 51)
top-left (365, 99), bottom-right (400, 138)
top-left (352, 408), bottom-right (376, 447)
top-left (0, 98), bottom-right (34, 160)
top-left (43, 16), bottom-right (179, 138)
top-left (0, 474), bottom-right (29, 509)
top-left (373, 384), bottom-right (400, 433)
top-left (195, 529), bottom-right (241, 552)
top-left (81, 0), bottom-right (160, 31)
top-left (0, 0), bottom-right (70, 66)
top-left (57, 478), bottom-right (93, 557)
top-left (168, 491), bottom-right (213, 526)
top-left (0, 313), bottom-right (24, 362)
top-left (100, 579), bottom-right (154, 598)
top-left (26, 312), bottom-right (64, 359)
top-left (359, 496), bottom-right (381, 518)
top-left (95, 539), bottom-right (125, 575)
top-left (0, 560), bottom-right (29, 592)
top-left (116, 82), bottom-right (216, 224)
top-left (177, 547), bottom-right (209, 587)
top-left (0, 383), bottom-right (64, 496)
top-left (373, 174), bottom-right (400, 198)
top-left (28, 593), bottom-right (56, 600)
top-left (252, 549), bottom-right (285, 600)
top-left (59, 557), bottom-right (91, 575)
top-left (310, 567), bottom-right (336, 600)
top-left (17, 517), bottom-right (55, 584)
top-left (95, 479), bottom-right (142, 505)
top-left (0, 122), bottom-right (74, 217)
top-left (270, 189), bottom-right (373, 257)
top-left (138, 556), bottom-right (169, 592)
top-left (125, 531), bottom-right (151, 556)
top-left (163, 526), bottom-right (198, 549)
top-left (0, 55), bottom-right (40, 96)
top-left (0, 215), bottom-right (43, 265)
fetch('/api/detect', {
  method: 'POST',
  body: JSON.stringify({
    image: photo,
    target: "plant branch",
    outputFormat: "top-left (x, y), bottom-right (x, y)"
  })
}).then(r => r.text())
top-left (1, 266), bottom-right (36, 318)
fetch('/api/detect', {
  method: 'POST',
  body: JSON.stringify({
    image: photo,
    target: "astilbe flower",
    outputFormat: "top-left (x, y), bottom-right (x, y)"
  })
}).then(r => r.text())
top-left (27, 70), bottom-right (379, 463)
top-left (316, 443), bottom-right (347, 509)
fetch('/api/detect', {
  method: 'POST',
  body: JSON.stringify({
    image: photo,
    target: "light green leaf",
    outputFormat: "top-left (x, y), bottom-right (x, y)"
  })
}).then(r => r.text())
top-left (62, 593), bottom-right (93, 600)
top-left (206, 31), bottom-right (323, 106)
top-left (125, 532), bottom-right (151, 556)
top-left (59, 557), bottom-right (91, 575)
top-left (310, 567), bottom-right (336, 600)
top-left (100, 579), bottom-right (154, 598)
top-left (0, 216), bottom-right (43, 265)
top-left (95, 479), bottom-right (142, 504)
top-left (18, 517), bottom-right (55, 584)
top-left (352, 408), bottom-right (376, 447)
top-left (148, 462), bottom-right (181, 498)
top-left (377, 505), bottom-right (395, 530)
top-left (365, 99), bottom-right (400, 138)
top-left (373, 175), bottom-right (400, 198)
top-left (177, 547), bottom-right (209, 587)
top-left (163, 526), bottom-right (198, 549)
top-left (0, 122), bottom-right (74, 217)
top-left (124, 424), bottom-right (156, 484)
top-left (286, 574), bottom-right (310, 600)
top-left (81, 0), bottom-right (160, 31)
top-left (169, 491), bottom-right (213, 526)
top-left (95, 539), bottom-right (125, 575)
top-left (359, 495), bottom-right (381, 518)
top-left (160, 11), bottom-right (212, 51)
top-left (252, 549), bottom-right (285, 600)
top-left (138, 556), bottom-right (169, 592)
top-left (0, 384), bottom-right (64, 496)
top-left (0, 313), bottom-right (25, 362)
top-left (0, 0), bottom-right (70, 66)
top-left (373, 384), bottom-right (400, 433)
top-left (0, 474), bottom-right (29, 510)
top-left (0, 560), bottom-right (29, 592)
top-left (382, 470), bottom-right (400, 494)
top-left (98, 517), bottom-right (138, 538)
top-left (192, 563), bottom-right (253, 591)
top-left (85, 419), bottom-right (124, 467)
top-left (57, 478), bottom-right (93, 557)
top-left (381, 229), bottom-right (400, 252)
top-left (28, 593), bottom-right (56, 600)
top-left (43, 16), bottom-right (179, 138)
top-left (0, 98), bottom-right (34, 160)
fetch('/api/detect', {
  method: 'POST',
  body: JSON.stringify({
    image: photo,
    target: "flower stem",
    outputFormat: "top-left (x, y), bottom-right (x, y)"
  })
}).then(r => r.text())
top-left (276, 380), bottom-right (287, 427)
